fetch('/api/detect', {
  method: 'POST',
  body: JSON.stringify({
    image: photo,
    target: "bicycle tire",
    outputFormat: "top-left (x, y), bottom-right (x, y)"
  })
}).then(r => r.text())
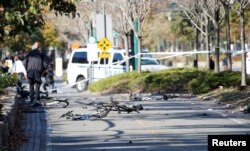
top-left (44, 99), bottom-right (69, 108)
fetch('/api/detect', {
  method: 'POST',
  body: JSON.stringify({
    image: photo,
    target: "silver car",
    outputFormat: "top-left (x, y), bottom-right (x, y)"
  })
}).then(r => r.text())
top-left (141, 58), bottom-right (169, 71)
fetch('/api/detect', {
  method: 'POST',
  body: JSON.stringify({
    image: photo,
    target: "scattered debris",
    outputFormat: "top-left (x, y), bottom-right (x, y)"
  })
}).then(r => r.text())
top-left (243, 106), bottom-right (250, 114)
top-left (128, 140), bottom-right (133, 144)
top-left (82, 106), bottom-right (88, 109)
top-left (201, 113), bottom-right (208, 116)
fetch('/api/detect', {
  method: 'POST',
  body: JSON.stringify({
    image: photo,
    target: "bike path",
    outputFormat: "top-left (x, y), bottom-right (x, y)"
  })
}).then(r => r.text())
top-left (16, 106), bottom-right (47, 151)
top-left (15, 76), bottom-right (66, 151)
top-left (46, 95), bottom-right (250, 151)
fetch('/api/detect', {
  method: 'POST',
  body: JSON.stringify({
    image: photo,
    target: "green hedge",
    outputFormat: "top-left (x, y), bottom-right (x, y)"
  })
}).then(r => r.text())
top-left (0, 73), bottom-right (17, 93)
top-left (0, 72), bottom-right (17, 113)
top-left (88, 68), bottom-right (249, 94)
top-left (188, 71), bottom-right (243, 94)
top-left (89, 72), bottom-right (148, 93)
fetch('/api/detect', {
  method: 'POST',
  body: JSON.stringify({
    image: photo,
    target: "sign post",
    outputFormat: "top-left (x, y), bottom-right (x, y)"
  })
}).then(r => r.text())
top-left (55, 58), bottom-right (63, 77)
top-left (87, 37), bottom-right (98, 82)
top-left (133, 20), bottom-right (139, 70)
top-left (97, 38), bottom-right (112, 77)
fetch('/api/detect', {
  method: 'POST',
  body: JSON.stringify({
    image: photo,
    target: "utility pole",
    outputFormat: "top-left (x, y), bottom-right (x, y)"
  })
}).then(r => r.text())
top-left (91, 0), bottom-right (94, 37)
top-left (103, 3), bottom-right (107, 38)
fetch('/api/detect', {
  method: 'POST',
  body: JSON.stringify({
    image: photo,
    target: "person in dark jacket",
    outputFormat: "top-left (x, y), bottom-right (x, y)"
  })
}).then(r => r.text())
top-left (209, 56), bottom-right (215, 70)
top-left (23, 42), bottom-right (47, 106)
top-left (222, 56), bottom-right (228, 71)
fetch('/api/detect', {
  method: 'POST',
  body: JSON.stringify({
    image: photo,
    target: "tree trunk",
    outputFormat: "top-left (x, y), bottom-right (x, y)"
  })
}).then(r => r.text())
top-left (124, 33), bottom-right (130, 72)
top-left (214, 3), bottom-right (220, 73)
top-left (240, 9), bottom-right (247, 86)
top-left (194, 27), bottom-right (199, 68)
top-left (224, 3), bottom-right (232, 71)
top-left (205, 15), bottom-right (211, 69)
top-left (138, 36), bottom-right (141, 72)
top-left (130, 30), bottom-right (135, 70)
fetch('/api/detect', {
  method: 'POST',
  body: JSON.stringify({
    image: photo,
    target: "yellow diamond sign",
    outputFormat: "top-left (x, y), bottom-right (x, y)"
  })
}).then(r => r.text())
top-left (97, 38), bottom-right (112, 52)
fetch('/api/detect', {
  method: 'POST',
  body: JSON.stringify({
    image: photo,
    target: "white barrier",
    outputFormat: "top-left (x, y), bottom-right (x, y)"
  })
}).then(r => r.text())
top-left (55, 58), bottom-right (63, 77)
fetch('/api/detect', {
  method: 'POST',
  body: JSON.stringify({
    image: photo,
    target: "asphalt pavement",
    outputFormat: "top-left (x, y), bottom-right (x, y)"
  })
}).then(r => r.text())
top-left (16, 76), bottom-right (250, 151)
top-left (47, 100), bottom-right (250, 151)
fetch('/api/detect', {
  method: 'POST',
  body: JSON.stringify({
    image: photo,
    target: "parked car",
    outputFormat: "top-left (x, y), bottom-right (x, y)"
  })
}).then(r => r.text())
top-left (141, 58), bottom-right (169, 71)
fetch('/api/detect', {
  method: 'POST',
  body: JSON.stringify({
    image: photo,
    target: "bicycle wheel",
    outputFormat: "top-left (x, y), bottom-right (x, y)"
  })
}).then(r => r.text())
top-left (44, 98), bottom-right (69, 108)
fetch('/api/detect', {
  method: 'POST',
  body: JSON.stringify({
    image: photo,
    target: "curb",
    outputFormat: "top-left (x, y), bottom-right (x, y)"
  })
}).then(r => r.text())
top-left (0, 90), bottom-right (19, 150)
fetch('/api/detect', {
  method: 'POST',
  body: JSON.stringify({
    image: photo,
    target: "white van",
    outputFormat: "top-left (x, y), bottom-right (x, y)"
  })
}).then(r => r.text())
top-left (67, 47), bottom-right (126, 91)
top-left (67, 45), bottom-right (168, 91)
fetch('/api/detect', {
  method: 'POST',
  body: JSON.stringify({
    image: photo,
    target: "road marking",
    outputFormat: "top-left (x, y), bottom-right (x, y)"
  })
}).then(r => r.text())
top-left (211, 110), bottom-right (243, 125)
top-left (230, 118), bottom-right (243, 124)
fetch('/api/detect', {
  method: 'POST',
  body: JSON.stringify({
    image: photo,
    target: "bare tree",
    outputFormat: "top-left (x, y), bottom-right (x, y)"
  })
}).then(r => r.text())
top-left (44, 0), bottom-right (95, 46)
top-left (220, 0), bottom-right (234, 71)
top-left (200, 0), bottom-right (224, 73)
top-left (114, 0), bottom-right (151, 72)
top-left (179, 0), bottom-right (223, 72)
top-left (105, 0), bottom-right (132, 71)
top-left (204, 14), bottom-right (212, 69)
top-left (177, 0), bottom-right (211, 69)
top-left (75, 0), bottom-right (96, 44)
top-left (116, 11), bottom-right (132, 72)
top-left (233, 0), bottom-right (249, 87)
